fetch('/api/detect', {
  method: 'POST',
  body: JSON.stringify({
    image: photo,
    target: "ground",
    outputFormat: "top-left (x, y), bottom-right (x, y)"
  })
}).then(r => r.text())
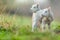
top-left (0, 14), bottom-right (60, 40)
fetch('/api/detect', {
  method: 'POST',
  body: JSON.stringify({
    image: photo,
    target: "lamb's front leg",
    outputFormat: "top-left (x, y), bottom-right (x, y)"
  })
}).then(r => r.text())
top-left (41, 18), bottom-right (46, 32)
top-left (41, 22), bottom-right (46, 32)
top-left (32, 21), bottom-right (37, 32)
top-left (32, 13), bottom-right (38, 32)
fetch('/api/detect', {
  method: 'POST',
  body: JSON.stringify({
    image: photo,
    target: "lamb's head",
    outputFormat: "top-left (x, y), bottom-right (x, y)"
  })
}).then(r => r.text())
top-left (42, 8), bottom-right (50, 17)
top-left (31, 4), bottom-right (39, 12)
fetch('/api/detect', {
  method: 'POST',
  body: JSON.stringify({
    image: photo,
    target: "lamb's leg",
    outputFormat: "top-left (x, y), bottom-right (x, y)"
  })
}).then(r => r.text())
top-left (32, 21), bottom-right (37, 32)
top-left (48, 23), bottom-right (51, 31)
top-left (32, 13), bottom-right (40, 32)
top-left (37, 20), bottom-right (40, 28)
top-left (41, 20), bottom-right (46, 32)
top-left (32, 14), bottom-right (38, 32)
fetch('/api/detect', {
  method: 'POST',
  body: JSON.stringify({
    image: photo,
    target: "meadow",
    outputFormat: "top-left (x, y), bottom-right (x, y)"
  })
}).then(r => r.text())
top-left (0, 14), bottom-right (60, 40)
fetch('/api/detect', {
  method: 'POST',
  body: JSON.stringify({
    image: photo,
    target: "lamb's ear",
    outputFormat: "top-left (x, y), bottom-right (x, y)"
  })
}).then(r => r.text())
top-left (47, 6), bottom-right (52, 14)
top-left (37, 4), bottom-right (39, 8)
top-left (48, 6), bottom-right (51, 11)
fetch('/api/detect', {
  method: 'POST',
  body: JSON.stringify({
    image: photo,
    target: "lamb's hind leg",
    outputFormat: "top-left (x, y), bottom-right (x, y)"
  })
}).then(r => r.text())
top-left (41, 20), bottom-right (46, 32)
top-left (48, 23), bottom-right (51, 32)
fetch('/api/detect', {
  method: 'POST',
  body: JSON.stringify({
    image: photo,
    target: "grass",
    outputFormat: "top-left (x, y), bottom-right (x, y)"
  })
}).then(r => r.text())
top-left (0, 14), bottom-right (60, 40)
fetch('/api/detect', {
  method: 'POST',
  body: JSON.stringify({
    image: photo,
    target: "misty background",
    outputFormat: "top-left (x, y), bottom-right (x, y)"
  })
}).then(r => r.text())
top-left (0, 0), bottom-right (60, 21)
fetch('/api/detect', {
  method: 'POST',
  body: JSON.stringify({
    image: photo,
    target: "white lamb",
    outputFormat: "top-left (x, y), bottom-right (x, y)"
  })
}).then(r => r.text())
top-left (31, 4), bottom-right (54, 32)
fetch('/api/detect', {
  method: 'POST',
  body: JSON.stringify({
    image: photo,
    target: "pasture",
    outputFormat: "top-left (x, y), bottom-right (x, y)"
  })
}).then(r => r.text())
top-left (0, 14), bottom-right (60, 40)
top-left (0, 0), bottom-right (60, 40)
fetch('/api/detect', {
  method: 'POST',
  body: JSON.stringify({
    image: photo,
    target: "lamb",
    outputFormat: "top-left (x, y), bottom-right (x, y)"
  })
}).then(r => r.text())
top-left (31, 4), bottom-right (54, 32)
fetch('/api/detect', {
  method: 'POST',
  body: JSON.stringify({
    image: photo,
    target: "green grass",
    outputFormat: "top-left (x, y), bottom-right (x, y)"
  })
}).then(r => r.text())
top-left (0, 14), bottom-right (60, 40)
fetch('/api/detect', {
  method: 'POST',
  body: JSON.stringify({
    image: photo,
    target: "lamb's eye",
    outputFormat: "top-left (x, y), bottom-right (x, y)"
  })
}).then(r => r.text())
top-left (45, 11), bottom-right (47, 13)
top-left (34, 7), bottom-right (36, 8)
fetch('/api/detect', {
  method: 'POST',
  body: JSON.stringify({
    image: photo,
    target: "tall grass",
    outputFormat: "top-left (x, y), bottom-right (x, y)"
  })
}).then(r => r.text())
top-left (0, 14), bottom-right (60, 40)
